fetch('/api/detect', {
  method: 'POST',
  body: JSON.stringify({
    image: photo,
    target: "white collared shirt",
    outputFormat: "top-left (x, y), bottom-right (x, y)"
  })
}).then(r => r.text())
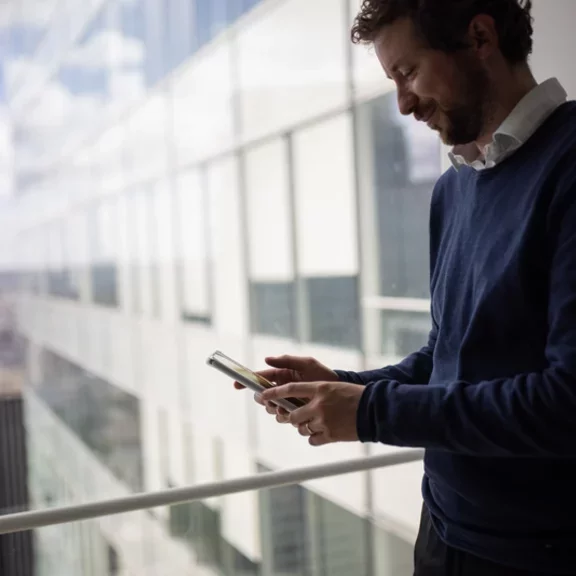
top-left (449, 78), bottom-right (568, 171)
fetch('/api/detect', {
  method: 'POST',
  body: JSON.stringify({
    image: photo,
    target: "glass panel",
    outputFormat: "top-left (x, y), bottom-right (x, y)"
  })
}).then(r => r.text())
top-left (176, 169), bottom-right (211, 324)
top-left (90, 201), bottom-right (119, 308)
top-left (250, 282), bottom-right (295, 339)
top-left (305, 276), bottom-right (360, 349)
top-left (35, 349), bottom-right (144, 492)
top-left (3, 1), bottom-right (432, 575)
top-left (0, 491), bottom-right (415, 574)
top-left (164, 0), bottom-right (195, 73)
top-left (356, 92), bottom-right (441, 358)
top-left (236, 0), bottom-right (348, 142)
top-left (293, 114), bottom-right (361, 348)
top-left (116, 0), bottom-right (147, 102)
top-left (170, 40), bottom-right (234, 167)
top-left (373, 525), bottom-right (415, 576)
top-left (313, 495), bottom-right (370, 576)
top-left (245, 138), bottom-right (295, 339)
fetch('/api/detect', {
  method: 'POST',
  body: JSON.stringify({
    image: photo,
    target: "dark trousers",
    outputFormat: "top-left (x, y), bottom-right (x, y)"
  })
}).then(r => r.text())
top-left (414, 505), bottom-right (572, 576)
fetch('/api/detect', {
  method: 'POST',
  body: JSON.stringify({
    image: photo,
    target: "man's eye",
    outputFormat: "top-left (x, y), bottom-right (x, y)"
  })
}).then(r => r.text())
top-left (403, 68), bottom-right (416, 80)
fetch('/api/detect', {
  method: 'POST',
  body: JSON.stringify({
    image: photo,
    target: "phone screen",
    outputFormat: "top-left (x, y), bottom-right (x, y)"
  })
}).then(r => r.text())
top-left (212, 351), bottom-right (274, 390)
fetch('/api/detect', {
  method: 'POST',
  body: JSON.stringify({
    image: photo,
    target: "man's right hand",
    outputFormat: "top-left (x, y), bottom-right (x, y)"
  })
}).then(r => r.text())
top-left (234, 355), bottom-right (339, 423)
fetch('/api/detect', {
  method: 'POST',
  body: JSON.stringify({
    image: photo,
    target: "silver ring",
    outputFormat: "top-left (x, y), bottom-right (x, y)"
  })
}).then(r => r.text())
top-left (305, 423), bottom-right (314, 436)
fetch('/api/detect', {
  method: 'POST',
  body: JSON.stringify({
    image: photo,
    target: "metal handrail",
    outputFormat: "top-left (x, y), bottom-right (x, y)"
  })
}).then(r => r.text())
top-left (0, 450), bottom-right (424, 535)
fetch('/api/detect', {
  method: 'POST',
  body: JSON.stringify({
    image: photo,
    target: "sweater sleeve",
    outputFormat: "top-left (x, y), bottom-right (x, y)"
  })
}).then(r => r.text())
top-left (335, 322), bottom-right (437, 386)
top-left (357, 177), bottom-right (576, 457)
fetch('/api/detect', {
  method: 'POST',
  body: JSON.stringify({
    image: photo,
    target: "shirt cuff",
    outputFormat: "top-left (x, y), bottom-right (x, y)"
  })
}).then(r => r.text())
top-left (356, 382), bottom-right (379, 442)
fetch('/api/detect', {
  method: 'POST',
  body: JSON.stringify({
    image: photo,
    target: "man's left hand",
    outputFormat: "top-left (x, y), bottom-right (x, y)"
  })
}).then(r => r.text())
top-left (260, 382), bottom-right (364, 446)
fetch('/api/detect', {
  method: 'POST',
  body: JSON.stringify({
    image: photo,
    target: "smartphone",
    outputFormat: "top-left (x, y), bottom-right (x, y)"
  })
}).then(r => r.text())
top-left (206, 350), bottom-right (305, 412)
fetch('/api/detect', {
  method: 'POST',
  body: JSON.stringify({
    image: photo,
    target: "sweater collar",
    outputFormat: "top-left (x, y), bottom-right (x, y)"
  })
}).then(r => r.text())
top-left (449, 78), bottom-right (567, 171)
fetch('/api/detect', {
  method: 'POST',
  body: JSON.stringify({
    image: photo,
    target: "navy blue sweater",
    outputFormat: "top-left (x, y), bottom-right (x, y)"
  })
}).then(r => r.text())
top-left (339, 102), bottom-right (576, 572)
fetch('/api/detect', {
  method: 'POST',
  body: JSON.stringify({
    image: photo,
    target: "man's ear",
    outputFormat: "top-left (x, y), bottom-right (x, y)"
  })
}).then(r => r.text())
top-left (468, 14), bottom-right (498, 59)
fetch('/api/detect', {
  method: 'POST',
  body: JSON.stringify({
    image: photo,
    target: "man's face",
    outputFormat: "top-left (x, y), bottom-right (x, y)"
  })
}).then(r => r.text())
top-left (374, 17), bottom-right (492, 146)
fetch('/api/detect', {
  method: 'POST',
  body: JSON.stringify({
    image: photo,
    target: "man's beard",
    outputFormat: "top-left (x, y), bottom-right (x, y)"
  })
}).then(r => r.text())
top-left (441, 61), bottom-right (494, 146)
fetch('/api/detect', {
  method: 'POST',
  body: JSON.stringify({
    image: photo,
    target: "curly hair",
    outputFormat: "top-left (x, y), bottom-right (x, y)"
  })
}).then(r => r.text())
top-left (351, 0), bottom-right (533, 64)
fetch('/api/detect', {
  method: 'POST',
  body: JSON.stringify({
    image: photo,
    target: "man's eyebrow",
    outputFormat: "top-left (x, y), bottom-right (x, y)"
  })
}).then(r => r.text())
top-left (385, 63), bottom-right (399, 80)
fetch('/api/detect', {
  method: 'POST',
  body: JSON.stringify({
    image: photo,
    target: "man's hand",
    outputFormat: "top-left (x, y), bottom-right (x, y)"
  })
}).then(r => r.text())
top-left (260, 381), bottom-right (364, 447)
top-left (234, 355), bottom-right (339, 422)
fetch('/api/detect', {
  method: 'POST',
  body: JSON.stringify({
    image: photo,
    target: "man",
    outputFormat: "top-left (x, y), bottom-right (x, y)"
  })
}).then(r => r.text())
top-left (238, 0), bottom-right (576, 574)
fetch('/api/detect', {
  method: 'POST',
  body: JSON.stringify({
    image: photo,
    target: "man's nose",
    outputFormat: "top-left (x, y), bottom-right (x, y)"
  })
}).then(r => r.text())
top-left (397, 88), bottom-right (418, 116)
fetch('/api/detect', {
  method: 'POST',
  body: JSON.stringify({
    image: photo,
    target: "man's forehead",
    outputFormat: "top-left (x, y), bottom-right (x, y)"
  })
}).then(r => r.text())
top-left (374, 19), bottom-right (422, 70)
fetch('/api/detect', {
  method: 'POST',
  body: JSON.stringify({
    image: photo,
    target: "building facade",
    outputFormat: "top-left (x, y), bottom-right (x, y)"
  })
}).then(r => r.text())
top-left (2, 0), bottom-right (576, 574)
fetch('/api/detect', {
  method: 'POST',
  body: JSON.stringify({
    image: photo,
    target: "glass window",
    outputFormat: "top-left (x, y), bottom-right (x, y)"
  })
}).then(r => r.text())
top-left (207, 156), bottom-right (249, 337)
top-left (46, 219), bottom-right (78, 300)
top-left (259, 481), bottom-right (311, 576)
top-left (293, 114), bottom-right (360, 349)
top-left (63, 213), bottom-right (84, 300)
top-left (312, 494), bottom-right (370, 576)
top-left (193, 0), bottom-right (229, 48)
top-left (349, 0), bottom-right (397, 102)
top-left (37, 349), bottom-right (144, 492)
top-left (220, 538), bottom-right (261, 576)
top-left (250, 283), bottom-right (295, 339)
top-left (128, 188), bottom-right (158, 317)
top-left (194, 0), bottom-right (213, 48)
top-left (169, 500), bottom-right (260, 574)
top-left (171, 41), bottom-right (234, 167)
top-left (6, 0), bottom-right (51, 60)
top-left (30, 226), bottom-right (47, 295)
top-left (46, 221), bottom-right (65, 297)
top-left (165, 0), bottom-right (195, 73)
top-left (124, 94), bottom-right (169, 186)
top-left (143, 0), bottom-right (165, 86)
top-left (304, 276), bottom-right (360, 349)
top-left (94, 125), bottom-right (126, 195)
top-left (90, 201), bottom-right (119, 308)
top-left (236, 0), bottom-right (348, 143)
top-left (57, 3), bottom-right (110, 148)
top-left (107, 541), bottom-right (121, 576)
top-left (152, 180), bottom-right (178, 321)
top-left (176, 169), bottom-right (211, 324)
top-left (356, 92), bottom-right (441, 358)
top-left (259, 469), bottom-right (374, 576)
top-left (114, 0), bottom-right (146, 104)
top-left (372, 525), bottom-right (414, 576)
top-left (245, 139), bottom-right (295, 339)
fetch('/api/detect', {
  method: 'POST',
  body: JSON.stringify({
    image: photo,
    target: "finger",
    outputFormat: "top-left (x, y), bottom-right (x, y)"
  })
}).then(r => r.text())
top-left (298, 423), bottom-right (312, 437)
top-left (277, 406), bottom-right (290, 419)
top-left (276, 411), bottom-right (290, 424)
top-left (265, 402), bottom-right (277, 415)
top-left (258, 367), bottom-right (296, 386)
top-left (309, 433), bottom-right (330, 447)
top-left (234, 382), bottom-right (245, 390)
top-left (265, 355), bottom-right (311, 371)
top-left (288, 404), bottom-right (316, 426)
top-left (254, 368), bottom-right (282, 382)
top-left (255, 368), bottom-right (296, 387)
top-left (261, 382), bottom-right (319, 402)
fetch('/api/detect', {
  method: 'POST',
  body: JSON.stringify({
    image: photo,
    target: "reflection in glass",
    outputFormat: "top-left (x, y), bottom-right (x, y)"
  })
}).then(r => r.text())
top-left (357, 92), bottom-right (440, 356)
top-left (250, 282), bottom-right (296, 338)
top-left (36, 349), bottom-right (143, 492)
top-left (305, 275), bottom-right (361, 350)
top-left (90, 202), bottom-right (119, 308)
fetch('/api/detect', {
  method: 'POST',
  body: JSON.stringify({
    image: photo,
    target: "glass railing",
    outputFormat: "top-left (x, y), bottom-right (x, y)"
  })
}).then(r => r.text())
top-left (0, 447), bottom-right (422, 576)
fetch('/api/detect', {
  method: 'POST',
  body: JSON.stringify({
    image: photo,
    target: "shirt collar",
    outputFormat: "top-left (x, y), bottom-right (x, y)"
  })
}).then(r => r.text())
top-left (449, 78), bottom-right (568, 171)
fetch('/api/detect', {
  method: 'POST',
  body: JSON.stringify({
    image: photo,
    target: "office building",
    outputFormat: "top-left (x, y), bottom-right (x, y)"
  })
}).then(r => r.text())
top-left (0, 0), bottom-right (574, 574)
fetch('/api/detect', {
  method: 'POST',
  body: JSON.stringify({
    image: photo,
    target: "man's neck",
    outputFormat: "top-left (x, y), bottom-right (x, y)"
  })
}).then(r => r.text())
top-left (474, 66), bottom-right (538, 151)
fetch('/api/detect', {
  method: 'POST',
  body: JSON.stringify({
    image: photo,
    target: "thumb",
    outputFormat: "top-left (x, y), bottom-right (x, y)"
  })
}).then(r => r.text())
top-left (265, 355), bottom-right (311, 371)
